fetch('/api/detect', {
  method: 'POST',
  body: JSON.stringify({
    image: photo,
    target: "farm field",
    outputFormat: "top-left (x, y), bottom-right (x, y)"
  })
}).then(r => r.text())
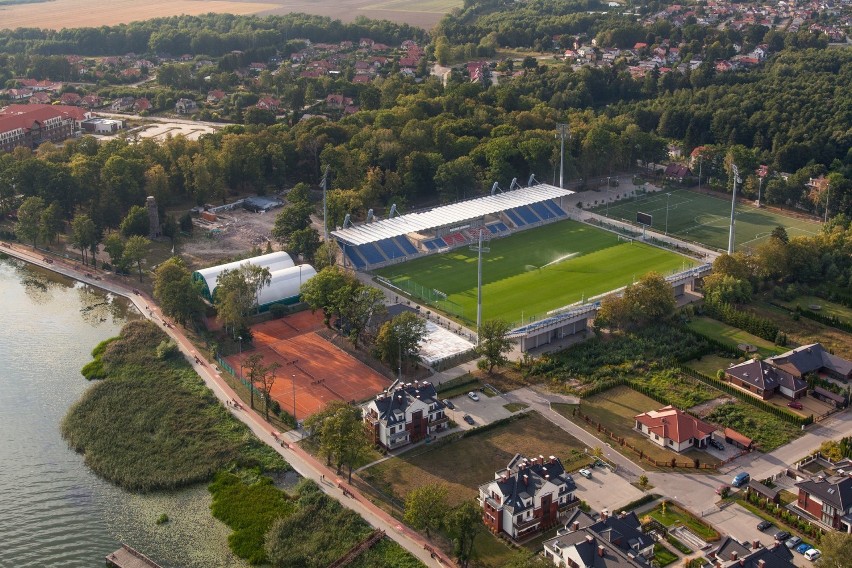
top-left (590, 188), bottom-right (821, 252)
top-left (376, 220), bottom-right (695, 325)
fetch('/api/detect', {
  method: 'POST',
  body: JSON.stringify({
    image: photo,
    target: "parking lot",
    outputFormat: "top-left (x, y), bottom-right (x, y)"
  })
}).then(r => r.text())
top-left (571, 467), bottom-right (644, 514)
top-left (445, 390), bottom-right (512, 430)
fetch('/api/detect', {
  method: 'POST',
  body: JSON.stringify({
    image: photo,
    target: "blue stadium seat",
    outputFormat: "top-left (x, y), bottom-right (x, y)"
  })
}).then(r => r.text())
top-left (424, 238), bottom-right (447, 250)
top-left (357, 243), bottom-right (386, 265)
top-left (394, 237), bottom-right (418, 255)
top-left (344, 247), bottom-right (366, 269)
top-left (494, 222), bottom-right (508, 231)
top-left (544, 200), bottom-right (567, 217)
top-left (487, 224), bottom-right (500, 234)
top-left (423, 239), bottom-right (437, 250)
top-left (516, 205), bottom-right (541, 225)
top-left (376, 239), bottom-right (405, 260)
top-left (505, 209), bottom-right (526, 227)
top-left (530, 201), bottom-right (555, 220)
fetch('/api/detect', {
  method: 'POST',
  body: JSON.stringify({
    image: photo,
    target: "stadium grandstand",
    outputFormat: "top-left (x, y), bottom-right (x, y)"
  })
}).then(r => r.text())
top-left (192, 251), bottom-right (316, 310)
top-left (331, 183), bottom-right (574, 270)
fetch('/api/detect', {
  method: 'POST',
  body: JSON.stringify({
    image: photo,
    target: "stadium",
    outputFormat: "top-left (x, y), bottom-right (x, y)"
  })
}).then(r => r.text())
top-left (332, 181), bottom-right (708, 351)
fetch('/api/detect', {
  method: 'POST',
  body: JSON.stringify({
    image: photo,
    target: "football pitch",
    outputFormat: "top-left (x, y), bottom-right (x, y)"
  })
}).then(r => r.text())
top-left (591, 188), bottom-right (821, 251)
top-left (374, 220), bottom-right (696, 325)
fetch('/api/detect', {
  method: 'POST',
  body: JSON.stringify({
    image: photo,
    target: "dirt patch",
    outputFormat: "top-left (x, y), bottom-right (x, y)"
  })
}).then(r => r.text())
top-left (688, 396), bottom-right (737, 418)
top-left (180, 207), bottom-right (279, 269)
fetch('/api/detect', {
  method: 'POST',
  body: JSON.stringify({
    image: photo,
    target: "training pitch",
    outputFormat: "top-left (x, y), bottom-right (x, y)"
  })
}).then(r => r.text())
top-left (591, 188), bottom-right (820, 251)
top-left (375, 220), bottom-right (695, 325)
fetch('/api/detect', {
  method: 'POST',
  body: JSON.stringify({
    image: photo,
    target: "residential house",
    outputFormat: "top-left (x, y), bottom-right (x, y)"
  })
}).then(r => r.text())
top-left (6, 88), bottom-right (33, 101)
top-left (110, 96), bottom-right (135, 111)
top-left (256, 97), bottom-right (280, 112)
top-left (80, 95), bottom-right (102, 108)
top-left (796, 475), bottom-right (852, 531)
top-left (29, 92), bottom-right (52, 104)
top-left (175, 98), bottom-right (197, 114)
top-left (479, 454), bottom-right (577, 541)
top-left (708, 537), bottom-right (795, 568)
top-left (724, 359), bottom-right (807, 401)
top-left (634, 406), bottom-right (715, 452)
top-left (767, 343), bottom-right (852, 382)
top-left (353, 74), bottom-right (373, 84)
top-left (543, 509), bottom-right (655, 567)
top-left (60, 92), bottom-right (82, 105)
top-left (325, 94), bottom-right (353, 110)
top-left (133, 98), bottom-right (151, 112)
top-left (363, 379), bottom-right (448, 449)
top-left (206, 90), bottom-right (226, 104)
top-left (663, 163), bottom-right (691, 182)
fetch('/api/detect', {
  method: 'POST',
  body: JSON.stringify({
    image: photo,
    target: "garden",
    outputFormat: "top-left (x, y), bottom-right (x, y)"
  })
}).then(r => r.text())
top-left (646, 500), bottom-right (720, 542)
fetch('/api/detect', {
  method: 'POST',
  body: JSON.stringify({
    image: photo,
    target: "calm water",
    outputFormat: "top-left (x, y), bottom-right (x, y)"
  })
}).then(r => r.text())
top-left (0, 258), bottom-right (247, 568)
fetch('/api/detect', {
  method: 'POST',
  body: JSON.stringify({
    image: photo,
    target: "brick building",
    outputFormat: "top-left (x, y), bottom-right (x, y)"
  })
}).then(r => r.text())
top-left (363, 380), bottom-right (448, 449)
top-left (0, 104), bottom-right (87, 152)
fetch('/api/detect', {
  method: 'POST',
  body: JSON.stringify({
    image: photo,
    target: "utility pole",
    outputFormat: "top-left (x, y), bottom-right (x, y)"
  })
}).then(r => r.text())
top-left (556, 123), bottom-right (568, 189)
top-left (728, 164), bottom-right (741, 254)
top-left (470, 229), bottom-right (490, 344)
top-left (825, 182), bottom-right (831, 223)
top-left (665, 192), bottom-right (672, 235)
top-left (697, 155), bottom-right (702, 192)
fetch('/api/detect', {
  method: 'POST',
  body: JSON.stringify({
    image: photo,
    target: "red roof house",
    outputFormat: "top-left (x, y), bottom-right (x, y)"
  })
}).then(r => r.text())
top-left (634, 406), bottom-right (715, 453)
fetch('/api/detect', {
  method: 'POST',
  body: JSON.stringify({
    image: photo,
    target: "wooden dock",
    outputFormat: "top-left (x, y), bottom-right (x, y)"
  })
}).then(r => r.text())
top-left (105, 544), bottom-right (162, 568)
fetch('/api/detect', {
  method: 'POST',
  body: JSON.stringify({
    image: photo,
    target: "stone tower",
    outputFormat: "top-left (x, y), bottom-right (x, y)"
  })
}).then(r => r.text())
top-left (146, 196), bottom-right (160, 238)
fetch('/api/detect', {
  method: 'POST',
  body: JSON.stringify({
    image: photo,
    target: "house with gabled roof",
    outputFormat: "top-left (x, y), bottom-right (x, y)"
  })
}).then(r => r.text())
top-left (796, 475), bottom-right (852, 531)
top-left (767, 343), bottom-right (852, 382)
top-left (543, 509), bottom-right (655, 567)
top-left (478, 454), bottom-right (577, 541)
top-left (634, 406), bottom-right (715, 452)
top-left (724, 358), bottom-right (807, 401)
top-left (363, 379), bottom-right (448, 449)
top-left (708, 536), bottom-right (795, 568)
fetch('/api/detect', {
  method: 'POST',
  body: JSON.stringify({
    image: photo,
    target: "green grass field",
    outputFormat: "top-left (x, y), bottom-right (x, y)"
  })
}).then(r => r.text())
top-left (590, 188), bottom-right (821, 252)
top-left (375, 220), bottom-right (695, 325)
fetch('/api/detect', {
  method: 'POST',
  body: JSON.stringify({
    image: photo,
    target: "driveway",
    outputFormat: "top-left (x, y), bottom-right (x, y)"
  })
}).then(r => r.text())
top-left (447, 391), bottom-right (512, 429)
top-left (572, 467), bottom-right (644, 514)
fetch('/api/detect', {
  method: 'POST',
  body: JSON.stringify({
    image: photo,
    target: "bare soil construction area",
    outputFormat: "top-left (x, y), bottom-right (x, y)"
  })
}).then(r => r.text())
top-left (0, 0), bottom-right (457, 29)
top-left (180, 207), bottom-right (279, 268)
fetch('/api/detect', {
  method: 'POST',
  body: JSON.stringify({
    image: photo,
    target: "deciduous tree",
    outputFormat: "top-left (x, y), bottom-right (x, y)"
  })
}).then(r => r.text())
top-left (476, 319), bottom-right (514, 373)
top-left (403, 483), bottom-right (448, 538)
top-left (71, 213), bottom-right (97, 265)
top-left (446, 500), bottom-right (482, 568)
top-left (374, 311), bottom-right (427, 372)
top-left (16, 196), bottom-right (45, 247)
top-left (153, 257), bottom-right (204, 325)
top-left (123, 235), bottom-right (150, 281)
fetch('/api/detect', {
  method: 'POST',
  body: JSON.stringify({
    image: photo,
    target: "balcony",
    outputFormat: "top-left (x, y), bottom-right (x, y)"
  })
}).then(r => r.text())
top-left (365, 414), bottom-right (380, 426)
top-left (429, 414), bottom-right (449, 425)
top-left (514, 517), bottom-right (541, 532)
top-left (558, 497), bottom-right (579, 512)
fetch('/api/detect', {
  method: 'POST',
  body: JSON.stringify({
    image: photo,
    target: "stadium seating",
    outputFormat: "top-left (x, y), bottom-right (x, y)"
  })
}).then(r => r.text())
top-left (344, 247), bottom-right (367, 269)
top-left (357, 242), bottom-right (386, 265)
top-left (516, 205), bottom-right (541, 225)
top-left (423, 238), bottom-right (447, 250)
top-left (393, 236), bottom-right (418, 256)
top-left (505, 208), bottom-right (527, 227)
top-left (530, 201), bottom-right (556, 221)
top-left (443, 232), bottom-right (465, 246)
top-left (376, 238), bottom-right (405, 260)
top-left (543, 200), bottom-right (567, 217)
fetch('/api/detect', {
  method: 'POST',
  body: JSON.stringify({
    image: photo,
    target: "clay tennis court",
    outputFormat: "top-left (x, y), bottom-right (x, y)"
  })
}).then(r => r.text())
top-left (225, 311), bottom-right (391, 419)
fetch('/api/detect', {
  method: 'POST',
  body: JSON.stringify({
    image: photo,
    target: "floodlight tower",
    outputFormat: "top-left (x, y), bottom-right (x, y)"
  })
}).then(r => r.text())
top-left (556, 123), bottom-right (569, 189)
top-left (728, 164), bottom-right (741, 254)
top-left (320, 165), bottom-right (330, 242)
top-left (470, 229), bottom-right (490, 345)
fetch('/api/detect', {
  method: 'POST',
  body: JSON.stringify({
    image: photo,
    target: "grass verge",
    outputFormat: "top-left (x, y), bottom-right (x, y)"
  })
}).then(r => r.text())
top-left (653, 543), bottom-right (679, 567)
top-left (647, 502), bottom-right (720, 541)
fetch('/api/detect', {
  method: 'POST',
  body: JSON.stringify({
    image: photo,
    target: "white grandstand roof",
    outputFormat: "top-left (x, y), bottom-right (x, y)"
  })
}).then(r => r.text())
top-left (331, 184), bottom-right (574, 246)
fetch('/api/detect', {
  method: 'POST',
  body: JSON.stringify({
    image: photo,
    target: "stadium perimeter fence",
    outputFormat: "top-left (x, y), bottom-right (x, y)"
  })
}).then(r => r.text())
top-left (375, 276), bottom-right (468, 322)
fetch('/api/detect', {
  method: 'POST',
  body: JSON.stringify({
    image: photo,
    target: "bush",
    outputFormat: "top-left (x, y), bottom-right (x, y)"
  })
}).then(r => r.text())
top-left (269, 303), bottom-right (288, 318)
top-left (81, 358), bottom-right (107, 380)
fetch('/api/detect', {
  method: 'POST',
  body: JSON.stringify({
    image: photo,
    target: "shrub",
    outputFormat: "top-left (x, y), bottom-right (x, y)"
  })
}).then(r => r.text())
top-left (156, 513), bottom-right (169, 525)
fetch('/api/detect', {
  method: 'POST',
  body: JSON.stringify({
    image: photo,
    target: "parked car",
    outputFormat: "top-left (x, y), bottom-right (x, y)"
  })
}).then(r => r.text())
top-left (467, 391), bottom-right (479, 402)
top-left (785, 536), bottom-right (802, 549)
top-left (757, 520), bottom-right (773, 531)
top-left (732, 472), bottom-right (750, 487)
top-left (463, 414), bottom-right (475, 425)
top-left (443, 399), bottom-right (454, 410)
top-left (715, 484), bottom-right (729, 495)
top-left (788, 400), bottom-right (803, 410)
top-left (796, 543), bottom-right (812, 554)
top-left (709, 438), bottom-right (725, 451)
top-left (803, 549), bottom-right (821, 561)
top-left (773, 530), bottom-right (791, 542)
top-left (579, 468), bottom-right (593, 479)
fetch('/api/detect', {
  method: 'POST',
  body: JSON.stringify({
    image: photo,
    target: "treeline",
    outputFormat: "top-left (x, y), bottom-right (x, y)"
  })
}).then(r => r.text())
top-left (702, 298), bottom-right (778, 342)
top-left (0, 13), bottom-right (427, 56)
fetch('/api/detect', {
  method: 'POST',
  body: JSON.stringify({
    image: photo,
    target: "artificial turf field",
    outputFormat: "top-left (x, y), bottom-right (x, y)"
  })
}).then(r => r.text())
top-left (375, 219), bottom-right (695, 325)
top-left (590, 188), bottom-right (821, 251)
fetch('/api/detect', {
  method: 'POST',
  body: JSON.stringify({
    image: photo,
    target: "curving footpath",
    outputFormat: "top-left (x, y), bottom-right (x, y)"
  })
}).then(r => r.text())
top-left (1, 243), bottom-right (453, 568)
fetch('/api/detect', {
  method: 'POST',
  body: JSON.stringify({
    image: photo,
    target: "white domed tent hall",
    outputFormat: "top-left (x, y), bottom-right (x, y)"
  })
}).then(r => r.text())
top-left (192, 251), bottom-right (315, 310)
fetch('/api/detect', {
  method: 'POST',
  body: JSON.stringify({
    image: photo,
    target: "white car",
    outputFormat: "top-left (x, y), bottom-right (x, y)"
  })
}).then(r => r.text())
top-left (803, 549), bottom-right (821, 562)
top-left (579, 468), bottom-right (592, 479)
top-left (467, 391), bottom-right (480, 401)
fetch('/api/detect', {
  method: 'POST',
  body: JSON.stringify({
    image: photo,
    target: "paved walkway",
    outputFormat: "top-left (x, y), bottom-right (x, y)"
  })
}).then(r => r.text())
top-left (1, 242), bottom-right (453, 568)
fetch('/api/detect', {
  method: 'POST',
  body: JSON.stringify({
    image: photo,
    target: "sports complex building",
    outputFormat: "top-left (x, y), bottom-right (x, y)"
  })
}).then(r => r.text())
top-left (332, 182), bottom-right (710, 353)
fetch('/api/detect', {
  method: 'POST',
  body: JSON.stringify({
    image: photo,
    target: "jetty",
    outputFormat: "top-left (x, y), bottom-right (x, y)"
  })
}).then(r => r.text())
top-left (105, 544), bottom-right (162, 568)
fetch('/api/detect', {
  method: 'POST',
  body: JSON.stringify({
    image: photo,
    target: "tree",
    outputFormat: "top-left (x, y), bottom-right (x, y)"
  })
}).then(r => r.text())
top-left (244, 353), bottom-right (265, 410)
top-left (71, 213), bottom-right (97, 265)
top-left (300, 266), bottom-right (359, 326)
top-left (258, 361), bottom-right (282, 422)
top-left (289, 227), bottom-right (321, 263)
top-left (404, 484), bottom-right (449, 539)
top-left (103, 232), bottom-right (125, 271)
top-left (123, 235), bottom-right (150, 281)
top-left (476, 319), bottom-right (514, 373)
top-left (703, 273), bottom-right (752, 304)
top-left (445, 500), bottom-right (482, 568)
top-left (120, 204), bottom-right (150, 237)
top-left (302, 400), bottom-right (369, 483)
top-left (16, 196), bottom-right (45, 247)
top-left (153, 257), bottom-right (204, 325)
top-left (240, 262), bottom-right (273, 314)
top-left (638, 475), bottom-right (649, 490)
top-left (40, 201), bottom-right (63, 244)
top-left (597, 272), bottom-right (676, 329)
top-left (334, 284), bottom-right (386, 347)
top-left (373, 311), bottom-right (427, 372)
top-left (314, 239), bottom-right (340, 271)
top-left (819, 440), bottom-right (843, 463)
top-left (271, 200), bottom-right (313, 246)
top-left (818, 532), bottom-right (852, 568)
top-left (215, 268), bottom-right (255, 337)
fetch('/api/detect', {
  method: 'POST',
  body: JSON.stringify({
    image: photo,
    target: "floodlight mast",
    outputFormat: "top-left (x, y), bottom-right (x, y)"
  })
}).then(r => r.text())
top-left (470, 228), bottom-right (490, 345)
top-left (556, 123), bottom-right (569, 189)
top-left (728, 164), bottom-right (741, 254)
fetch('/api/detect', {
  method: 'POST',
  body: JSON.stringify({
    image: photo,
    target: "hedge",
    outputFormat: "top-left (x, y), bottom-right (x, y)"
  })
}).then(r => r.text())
top-left (704, 299), bottom-right (779, 342)
top-left (678, 366), bottom-right (813, 427)
top-left (620, 493), bottom-right (660, 512)
top-left (770, 301), bottom-right (852, 334)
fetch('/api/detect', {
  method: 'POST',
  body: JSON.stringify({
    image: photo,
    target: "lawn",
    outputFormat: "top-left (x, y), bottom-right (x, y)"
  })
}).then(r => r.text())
top-left (749, 299), bottom-right (852, 359)
top-left (590, 187), bottom-right (821, 252)
top-left (687, 316), bottom-right (786, 357)
top-left (376, 219), bottom-right (694, 325)
top-left (777, 295), bottom-right (852, 323)
top-left (653, 543), bottom-right (679, 567)
top-left (358, 412), bottom-right (590, 508)
top-left (558, 386), bottom-right (721, 468)
top-left (686, 354), bottom-right (741, 378)
top-left (647, 501), bottom-right (720, 541)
